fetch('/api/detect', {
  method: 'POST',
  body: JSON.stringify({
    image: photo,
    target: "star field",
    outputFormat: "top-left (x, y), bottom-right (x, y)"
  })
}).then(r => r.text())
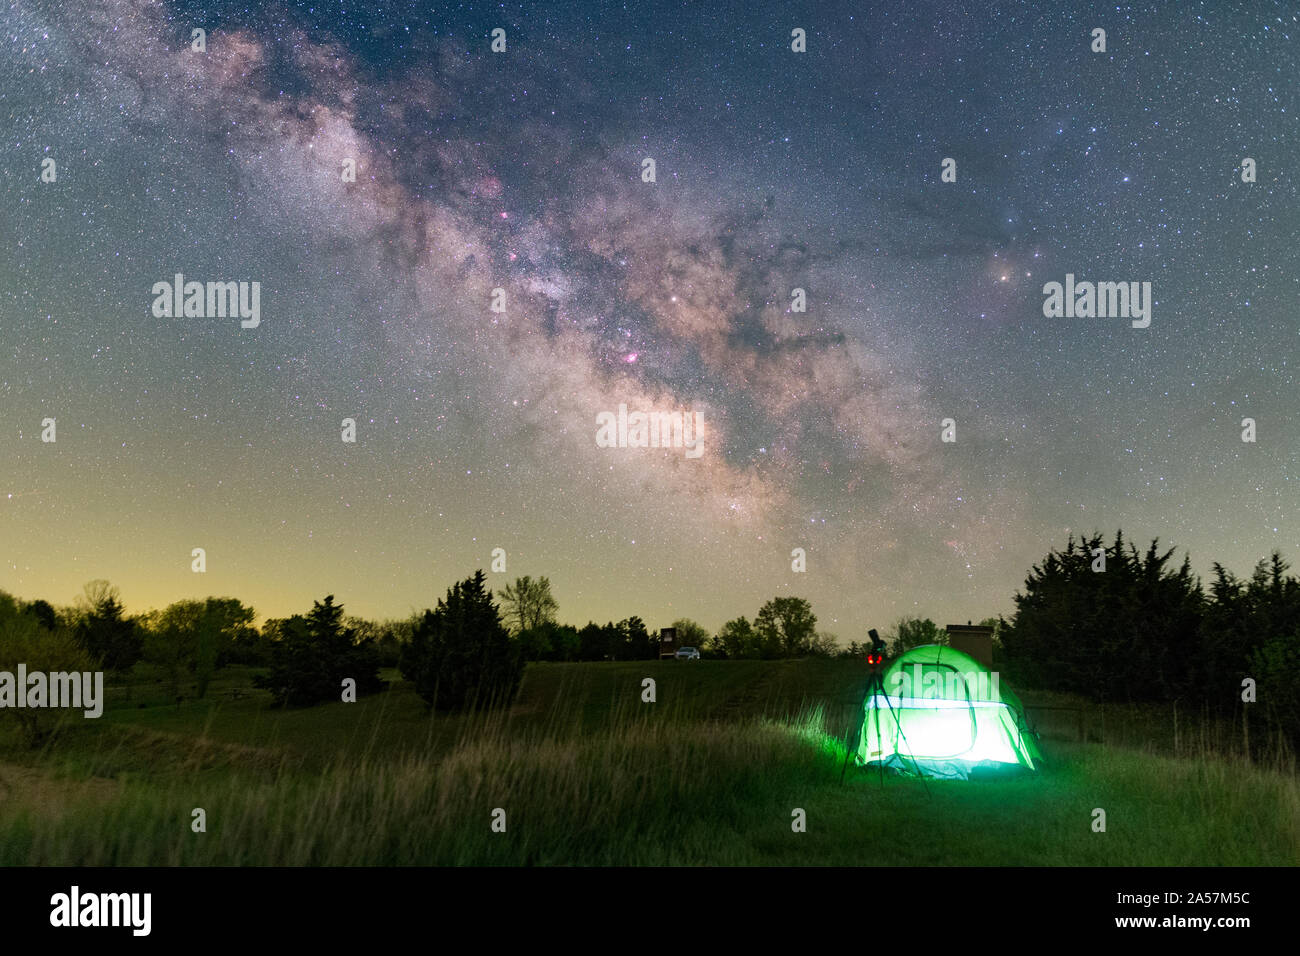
top-left (1, 0), bottom-right (1296, 637)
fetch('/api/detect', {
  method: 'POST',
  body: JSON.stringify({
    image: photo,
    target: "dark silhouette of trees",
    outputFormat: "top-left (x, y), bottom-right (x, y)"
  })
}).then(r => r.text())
top-left (1203, 553), bottom-right (1300, 742)
top-left (670, 618), bottom-right (710, 651)
top-left (141, 600), bottom-right (205, 701)
top-left (203, 598), bottom-right (259, 669)
top-left (0, 590), bottom-right (95, 746)
top-left (373, 620), bottom-right (411, 668)
top-left (886, 617), bottom-right (947, 657)
top-left (570, 618), bottom-right (656, 661)
top-left (400, 571), bottom-right (523, 712)
top-left (755, 597), bottom-right (817, 658)
top-left (1252, 629), bottom-right (1300, 744)
top-left (807, 631), bottom-right (840, 656)
top-left (73, 582), bottom-right (142, 672)
top-left (614, 617), bottom-right (655, 660)
top-left (140, 598), bottom-right (259, 699)
top-left (26, 599), bottom-right (57, 632)
top-left (0, 540), bottom-right (1291, 750)
top-left (1003, 531), bottom-right (1203, 703)
top-left (577, 622), bottom-right (608, 660)
top-left (1003, 532), bottom-right (1300, 746)
top-left (515, 621), bottom-right (580, 661)
top-left (346, 616), bottom-right (411, 668)
top-left (498, 576), bottom-right (559, 634)
top-left (706, 600), bottom-right (819, 659)
top-left (257, 596), bottom-right (386, 707)
top-left (709, 617), bottom-right (758, 659)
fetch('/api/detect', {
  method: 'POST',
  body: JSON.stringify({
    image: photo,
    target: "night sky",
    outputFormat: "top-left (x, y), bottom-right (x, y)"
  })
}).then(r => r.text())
top-left (2, 1), bottom-right (1296, 639)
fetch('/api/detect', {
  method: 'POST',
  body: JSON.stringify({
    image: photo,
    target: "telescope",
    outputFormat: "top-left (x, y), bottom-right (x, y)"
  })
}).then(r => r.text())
top-left (866, 628), bottom-right (885, 666)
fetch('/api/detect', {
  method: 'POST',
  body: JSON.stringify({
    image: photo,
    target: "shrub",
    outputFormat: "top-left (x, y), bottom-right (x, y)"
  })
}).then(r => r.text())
top-left (0, 593), bottom-right (97, 747)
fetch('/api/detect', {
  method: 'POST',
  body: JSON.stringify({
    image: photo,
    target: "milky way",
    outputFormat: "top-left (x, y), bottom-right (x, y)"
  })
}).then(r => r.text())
top-left (2, 0), bottom-right (1296, 637)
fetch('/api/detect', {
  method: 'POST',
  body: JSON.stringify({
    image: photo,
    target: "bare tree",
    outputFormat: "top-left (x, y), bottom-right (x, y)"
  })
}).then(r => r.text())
top-left (498, 576), bottom-right (558, 634)
top-left (76, 579), bottom-right (120, 617)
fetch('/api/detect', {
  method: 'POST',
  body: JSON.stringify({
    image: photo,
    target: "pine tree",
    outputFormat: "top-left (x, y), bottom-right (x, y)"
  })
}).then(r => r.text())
top-left (400, 571), bottom-right (523, 712)
top-left (257, 596), bottom-right (385, 707)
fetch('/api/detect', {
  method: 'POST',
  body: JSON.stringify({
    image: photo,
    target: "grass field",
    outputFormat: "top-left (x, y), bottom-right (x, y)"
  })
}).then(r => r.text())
top-left (1, 660), bottom-right (1296, 865)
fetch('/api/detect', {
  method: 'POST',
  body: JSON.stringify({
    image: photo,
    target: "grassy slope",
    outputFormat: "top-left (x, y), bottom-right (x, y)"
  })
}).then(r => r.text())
top-left (0, 660), bottom-right (1295, 865)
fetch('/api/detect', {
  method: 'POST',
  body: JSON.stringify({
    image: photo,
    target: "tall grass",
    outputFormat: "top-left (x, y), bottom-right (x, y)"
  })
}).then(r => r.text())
top-left (0, 707), bottom-right (828, 865)
top-left (1023, 691), bottom-right (1296, 775)
top-left (2, 698), bottom-right (1296, 866)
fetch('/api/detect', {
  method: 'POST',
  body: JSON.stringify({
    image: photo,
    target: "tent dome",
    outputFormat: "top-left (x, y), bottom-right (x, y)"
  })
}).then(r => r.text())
top-left (852, 643), bottom-right (1042, 779)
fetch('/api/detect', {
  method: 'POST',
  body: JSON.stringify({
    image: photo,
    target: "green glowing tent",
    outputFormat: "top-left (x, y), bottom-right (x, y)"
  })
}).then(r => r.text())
top-left (852, 644), bottom-right (1042, 780)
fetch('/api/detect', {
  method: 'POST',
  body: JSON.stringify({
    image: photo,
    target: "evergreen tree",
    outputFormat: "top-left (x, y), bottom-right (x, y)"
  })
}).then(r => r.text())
top-left (1203, 552), bottom-right (1300, 741)
top-left (614, 616), bottom-right (655, 660)
top-left (576, 621), bottom-right (621, 661)
top-left (74, 591), bottom-right (142, 672)
top-left (400, 571), bottom-right (523, 712)
top-left (257, 596), bottom-right (386, 707)
top-left (1002, 531), bottom-right (1202, 702)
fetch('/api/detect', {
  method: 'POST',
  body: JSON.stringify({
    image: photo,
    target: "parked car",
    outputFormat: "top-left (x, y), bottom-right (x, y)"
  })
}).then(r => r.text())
top-left (674, 646), bottom-right (701, 660)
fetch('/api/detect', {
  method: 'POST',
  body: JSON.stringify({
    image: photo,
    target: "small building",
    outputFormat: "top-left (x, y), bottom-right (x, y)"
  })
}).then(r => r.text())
top-left (657, 627), bottom-right (678, 659)
top-left (945, 622), bottom-right (995, 670)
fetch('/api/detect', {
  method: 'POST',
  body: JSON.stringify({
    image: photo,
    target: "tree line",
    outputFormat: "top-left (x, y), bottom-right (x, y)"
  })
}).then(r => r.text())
top-left (4, 531), bottom-right (1297, 746)
top-left (999, 531), bottom-right (1300, 745)
top-left (0, 570), bottom-right (842, 742)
